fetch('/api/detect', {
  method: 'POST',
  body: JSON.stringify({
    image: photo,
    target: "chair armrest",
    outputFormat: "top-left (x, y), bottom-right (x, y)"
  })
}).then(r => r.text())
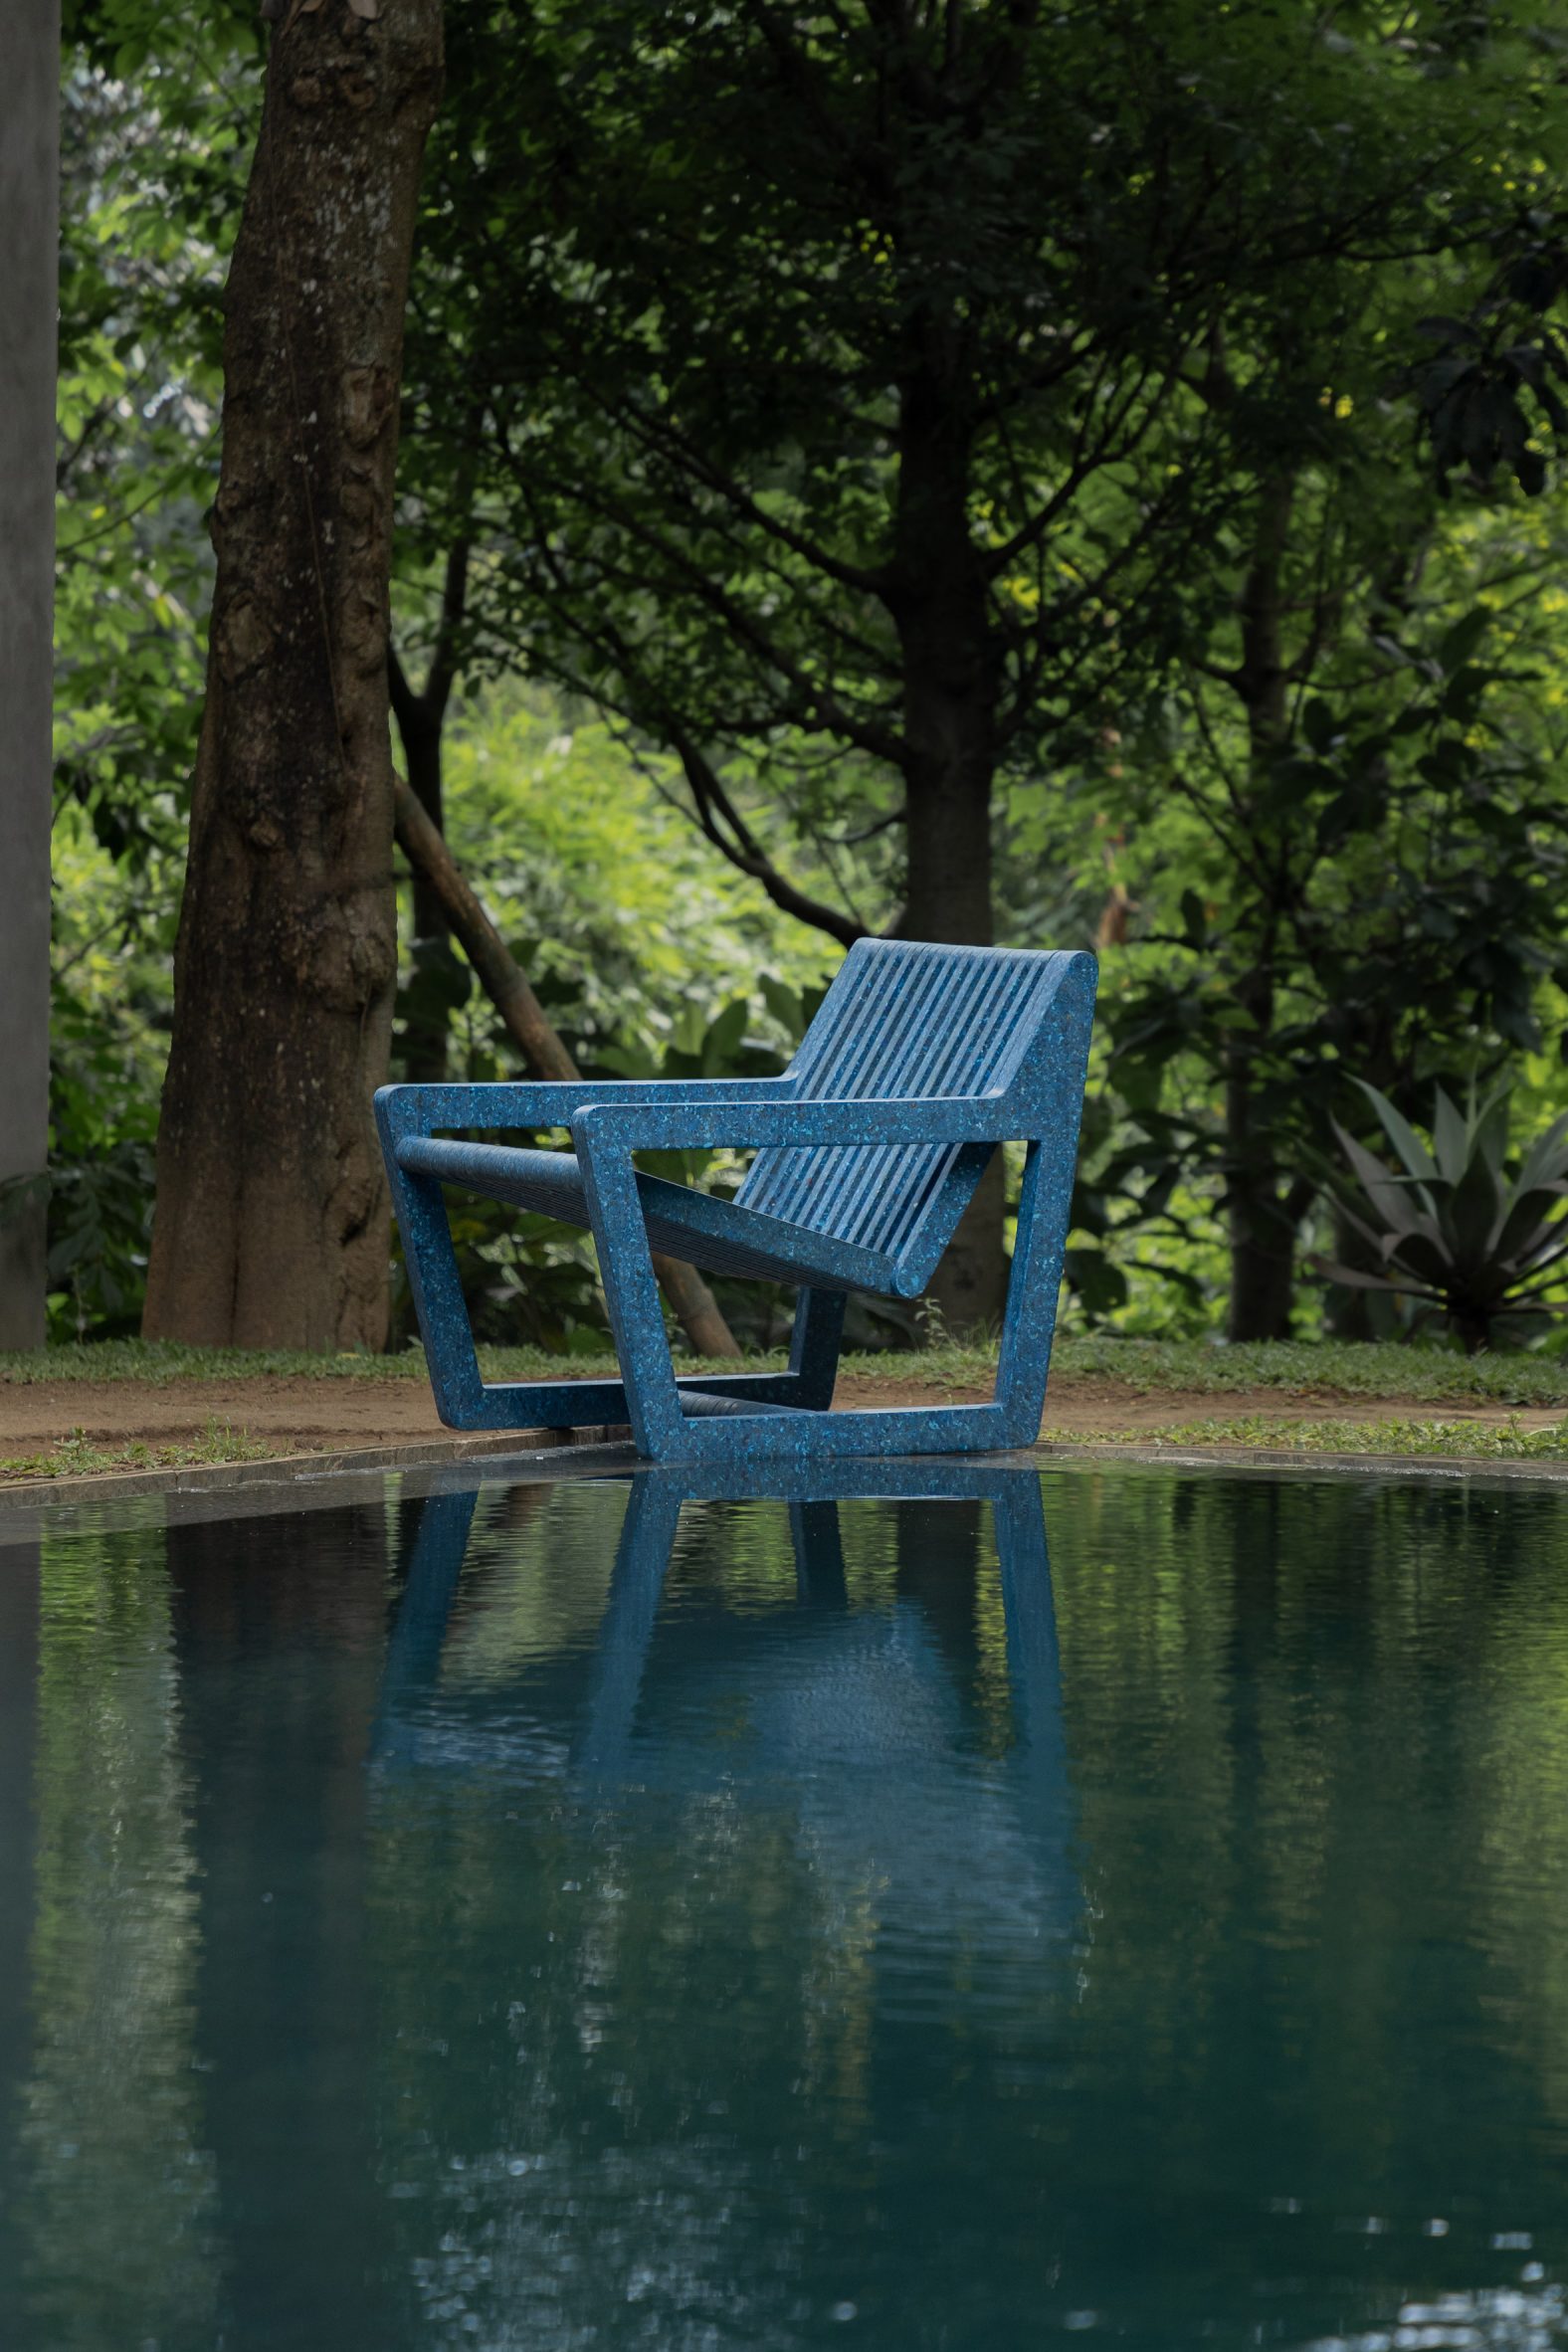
top-left (374, 1076), bottom-right (799, 1142)
top-left (569, 1091), bottom-right (1018, 1153)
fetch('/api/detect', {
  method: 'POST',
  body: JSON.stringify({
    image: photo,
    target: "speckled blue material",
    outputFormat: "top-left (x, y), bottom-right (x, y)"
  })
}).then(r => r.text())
top-left (374, 941), bottom-right (1096, 1462)
top-left (374, 1459), bottom-right (1061, 1785)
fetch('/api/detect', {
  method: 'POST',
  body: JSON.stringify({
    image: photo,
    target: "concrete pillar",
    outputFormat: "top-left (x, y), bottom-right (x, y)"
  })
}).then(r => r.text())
top-left (0, 0), bottom-right (59, 1348)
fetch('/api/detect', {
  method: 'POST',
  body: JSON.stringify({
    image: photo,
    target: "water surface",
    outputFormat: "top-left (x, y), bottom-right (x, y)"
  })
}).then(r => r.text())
top-left (1, 1463), bottom-right (1566, 2349)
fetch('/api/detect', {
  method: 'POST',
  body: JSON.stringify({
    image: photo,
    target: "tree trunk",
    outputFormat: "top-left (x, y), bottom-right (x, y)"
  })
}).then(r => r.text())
top-left (1224, 1102), bottom-right (1297, 1342)
top-left (143, 0), bottom-right (444, 1350)
top-left (892, 356), bottom-right (1007, 1334)
top-left (0, 0), bottom-right (57, 1346)
top-left (1224, 476), bottom-right (1297, 1344)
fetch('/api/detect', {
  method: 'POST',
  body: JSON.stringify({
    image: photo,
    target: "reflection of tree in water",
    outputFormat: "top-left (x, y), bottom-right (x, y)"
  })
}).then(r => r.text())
top-left (7, 1519), bottom-right (218, 2351)
top-left (1044, 1470), bottom-right (1568, 2314)
top-left (167, 1498), bottom-right (395, 2350)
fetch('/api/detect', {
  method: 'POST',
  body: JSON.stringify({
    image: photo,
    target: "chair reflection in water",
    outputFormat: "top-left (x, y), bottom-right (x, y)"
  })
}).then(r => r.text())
top-left (375, 1463), bottom-right (1076, 1933)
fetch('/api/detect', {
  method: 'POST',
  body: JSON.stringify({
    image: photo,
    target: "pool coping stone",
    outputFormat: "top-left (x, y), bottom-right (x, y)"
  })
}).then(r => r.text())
top-left (2, 1426), bottom-right (1567, 1522)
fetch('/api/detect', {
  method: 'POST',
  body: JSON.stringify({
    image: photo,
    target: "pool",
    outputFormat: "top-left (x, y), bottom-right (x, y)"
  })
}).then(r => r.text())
top-left (1, 1460), bottom-right (1566, 2349)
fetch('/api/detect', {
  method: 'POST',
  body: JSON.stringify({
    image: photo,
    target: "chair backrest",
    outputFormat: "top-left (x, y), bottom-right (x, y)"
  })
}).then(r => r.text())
top-left (736, 939), bottom-right (1080, 1281)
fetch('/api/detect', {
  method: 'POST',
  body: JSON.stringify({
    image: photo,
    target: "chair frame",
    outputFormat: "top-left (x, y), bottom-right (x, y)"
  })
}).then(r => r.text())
top-left (375, 951), bottom-right (1094, 1465)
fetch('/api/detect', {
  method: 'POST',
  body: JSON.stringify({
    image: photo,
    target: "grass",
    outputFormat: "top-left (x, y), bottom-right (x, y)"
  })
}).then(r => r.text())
top-left (0, 1417), bottom-right (274, 1486)
top-left (1, 1345), bottom-right (1562, 1482)
top-left (1048, 1334), bottom-right (1568, 1406)
top-left (4, 1332), bottom-right (1565, 1405)
top-left (1045, 1413), bottom-right (1568, 1463)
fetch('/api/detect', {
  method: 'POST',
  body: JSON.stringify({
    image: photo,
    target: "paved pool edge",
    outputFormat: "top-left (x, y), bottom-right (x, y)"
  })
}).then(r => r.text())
top-left (2, 1428), bottom-right (1566, 1518)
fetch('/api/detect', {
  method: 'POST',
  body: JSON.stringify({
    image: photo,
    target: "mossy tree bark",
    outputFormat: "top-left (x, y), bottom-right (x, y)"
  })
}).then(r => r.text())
top-left (144, 0), bottom-right (444, 1349)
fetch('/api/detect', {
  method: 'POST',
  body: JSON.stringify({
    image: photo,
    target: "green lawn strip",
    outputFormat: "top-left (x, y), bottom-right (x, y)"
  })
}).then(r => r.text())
top-left (1049, 1335), bottom-right (1568, 1406)
top-left (3, 1333), bottom-right (1564, 1406)
top-left (1045, 1414), bottom-right (1568, 1462)
top-left (0, 1417), bottom-right (275, 1484)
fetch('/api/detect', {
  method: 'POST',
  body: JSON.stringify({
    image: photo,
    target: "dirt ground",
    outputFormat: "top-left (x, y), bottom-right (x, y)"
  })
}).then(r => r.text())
top-left (2, 1369), bottom-right (1562, 1464)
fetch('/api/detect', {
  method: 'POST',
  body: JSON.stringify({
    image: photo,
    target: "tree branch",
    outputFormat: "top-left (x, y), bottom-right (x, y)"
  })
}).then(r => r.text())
top-left (391, 771), bottom-right (740, 1357)
top-left (424, 534), bottom-right (472, 721)
top-left (666, 732), bottom-right (877, 948)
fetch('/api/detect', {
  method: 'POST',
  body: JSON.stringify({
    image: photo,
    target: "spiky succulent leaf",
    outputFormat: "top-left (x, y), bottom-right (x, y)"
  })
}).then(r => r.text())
top-left (1325, 1084), bottom-right (1568, 1347)
top-left (1431, 1084), bottom-right (1471, 1186)
top-left (1329, 1119), bottom-right (1428, 1238)
top-left (1514, 1110), bottom-right (1568, 1199)
top-left (1444, 1148), bottom-right (1504, 1279)
top-left (1473, 1085), bottom-right (1511, 1179)
top-left (1492, 1180), bottom-right (1568, 1271)
top-left (1353, 1079), bottom-right (1439, 1186)
top-left (1386, 1226), bottom-right (1463, 1291)
top-left (1307, 1255), bottom-right (1445, 1303)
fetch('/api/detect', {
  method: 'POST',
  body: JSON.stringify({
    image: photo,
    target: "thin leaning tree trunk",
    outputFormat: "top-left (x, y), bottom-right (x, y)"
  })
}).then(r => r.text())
top-left (143, 0), bottom-right (444, 1348)
top-left (392, 777), bottom-right (741, 1360)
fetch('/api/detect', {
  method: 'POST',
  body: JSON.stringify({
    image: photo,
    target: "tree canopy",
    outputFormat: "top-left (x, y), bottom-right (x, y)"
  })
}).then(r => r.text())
top-left (33, 0), bottom-right (1568, 1352)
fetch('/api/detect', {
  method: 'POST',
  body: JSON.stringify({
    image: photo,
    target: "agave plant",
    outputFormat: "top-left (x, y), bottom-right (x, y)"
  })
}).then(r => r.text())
top-left (1312, 1081), bottom-right (1568, 1354)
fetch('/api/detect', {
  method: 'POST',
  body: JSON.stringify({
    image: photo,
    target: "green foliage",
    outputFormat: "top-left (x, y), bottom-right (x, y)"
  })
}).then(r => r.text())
top-left (383, 691), bottom-right (841, 1350)
top-left (1315, 1080), bottom-right (1568, 1352)
top-left (36, 1009), bottom-right (158, 1344)
top-left (55, 49), bottom-right (244, 866)
top-left (402, 0), bottom-right (1551, 933)
top-left (47, 4), bottom-right (1568, 1352)
top-left (402, 0), bottom-right (1568, 1339)
top-left (1078, 485), bottom-right (1568, 1336)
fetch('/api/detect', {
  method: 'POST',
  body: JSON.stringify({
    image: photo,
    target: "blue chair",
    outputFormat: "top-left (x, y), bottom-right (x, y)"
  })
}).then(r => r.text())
top-left (375, 940), bottom-right (1095, 1464)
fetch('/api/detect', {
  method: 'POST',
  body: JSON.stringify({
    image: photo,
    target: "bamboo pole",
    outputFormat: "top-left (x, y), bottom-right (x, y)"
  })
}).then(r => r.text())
top-left (392, 776), bottom-right (741, 1359)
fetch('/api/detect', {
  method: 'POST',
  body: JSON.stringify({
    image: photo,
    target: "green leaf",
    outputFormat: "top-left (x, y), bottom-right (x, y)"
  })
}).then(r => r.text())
top-left (1308, 1255), bottom-right (1434, 1299)
top-left (700, 997), bottom-right (750, 1074)
top-left (1300, 698), bottom-right (1337, 753)
top-left (1444, 1147), bottom-right (1502, 1277)
top-left (1331, 1119), bottom-right (1426, 1239)
top-left (1491, 1185), bottom-right (1568, 1272)
top-left (758, 972), bottom-right (805, 1038)
top-left (1472, 1085), bottom-right (1511, 1178)
top-left (1353, 1081), bottom-right (1438, 1184)
top-left (1437, 607), bottom-right (1491, 674)
top-left (1064, 1247), bottom-right (1129, 1318)
top-left (1430, 1085), bottom-right (1470, 1185)
top-left (1513, 1109), bottom-right (1568, 1197)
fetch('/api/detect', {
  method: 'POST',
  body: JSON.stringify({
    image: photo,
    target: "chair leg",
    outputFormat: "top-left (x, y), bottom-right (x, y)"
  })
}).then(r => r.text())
top-left (391, 1166), bottom-right (489, 1425)
top-left (391, 1163), bottom-right (640, 1433)
top-left (789, 1288), bottom-right (847, 1411)
top-left (994, 1127), bottom-right (1078, 1448)
top-left (577, 1136), bottom-right (686, 1458)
